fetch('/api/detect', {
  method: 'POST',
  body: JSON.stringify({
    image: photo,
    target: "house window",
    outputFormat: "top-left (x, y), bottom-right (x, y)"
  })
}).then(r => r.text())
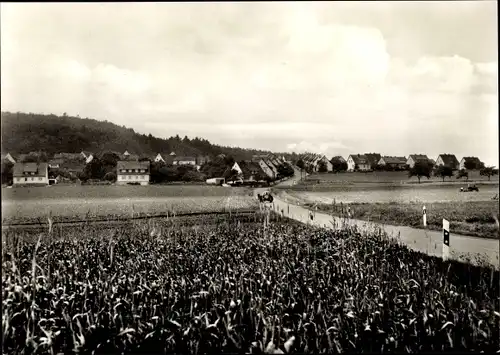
top-left (135, 176), bottom-right (138, 180)
top-left (30, 177), bottom-right (33, 181)
top-left (38, 177), bottom-right (42, 181)
top-left (25, 178), bottom-right (27, 182)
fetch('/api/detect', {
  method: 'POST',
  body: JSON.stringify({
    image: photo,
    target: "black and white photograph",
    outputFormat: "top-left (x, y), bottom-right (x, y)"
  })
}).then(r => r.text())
top-left (1, 2), bottom-right (499, 353)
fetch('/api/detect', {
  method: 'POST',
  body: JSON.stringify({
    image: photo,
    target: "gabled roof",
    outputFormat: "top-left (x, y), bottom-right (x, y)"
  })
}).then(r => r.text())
top-left (122, 154), bottom-right (139, 161)
top-left (53, 153), bottom-right (83, 161)
top-left (349, 154), bottom-right (369, 165)
top-left (13, 162), bottom-right (48, 177)
top-left (238, 161), bottom-right (266, 180)
top-left (174, 156), bottom-right (196, 161)
top-left (408, 154), bottom-right (429, 161)
top-left (380, 156), bottom-right (407, 164)
top-left (461, 157), bottom-right (482, 164)
top-left (437, 154), bottom-right (459, 166)
top-left (117, 161), bottom-right (150, 171)
top-left (364, 153), bottom-right (382, 166)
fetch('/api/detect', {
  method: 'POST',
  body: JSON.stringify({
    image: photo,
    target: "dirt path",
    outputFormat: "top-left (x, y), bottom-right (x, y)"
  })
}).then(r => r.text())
top-left (255, 167), bottom-right (499, 268)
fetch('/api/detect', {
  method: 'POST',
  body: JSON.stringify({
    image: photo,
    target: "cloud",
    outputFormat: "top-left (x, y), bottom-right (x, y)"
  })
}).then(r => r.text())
top-left (1, 3), bottom-right (498, 166)
top-left (287, 141), bottom-right (351, 156)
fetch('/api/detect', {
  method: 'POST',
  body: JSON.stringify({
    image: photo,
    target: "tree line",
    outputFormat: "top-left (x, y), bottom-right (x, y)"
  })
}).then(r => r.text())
top-left (1, 111), bottom-right (296, 162)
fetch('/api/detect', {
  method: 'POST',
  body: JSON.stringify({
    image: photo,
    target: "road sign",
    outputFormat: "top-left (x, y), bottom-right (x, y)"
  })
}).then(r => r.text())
top-left (423, 206), bottom-right (427, 227)
top-left (443, 218), bottom-right (450, 260)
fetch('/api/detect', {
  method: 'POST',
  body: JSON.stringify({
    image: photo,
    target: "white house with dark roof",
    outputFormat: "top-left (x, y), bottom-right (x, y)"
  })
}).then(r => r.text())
top-left (347, 154), bottom-right (370, 171)
top-left (116, 161), bottom-right (150, 185)
top-left (173, 156), bottom-right (196, 166)
top-left (2, 153), bottom-right (16, 164)
top-left (13, 162), bottom-right (49, 186)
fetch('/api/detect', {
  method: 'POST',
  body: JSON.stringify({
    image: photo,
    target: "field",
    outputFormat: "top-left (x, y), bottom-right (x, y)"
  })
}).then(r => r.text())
top-left (281, 185), bottom-right (499, 204)
top-left (2, 212), bottom-right (499, 354)
top-left (299, 170), bottom-right (499, 185)
top-left (302, 200), bottom-right (500, 239)
top-left (2, 185), bottom-right (257, 224)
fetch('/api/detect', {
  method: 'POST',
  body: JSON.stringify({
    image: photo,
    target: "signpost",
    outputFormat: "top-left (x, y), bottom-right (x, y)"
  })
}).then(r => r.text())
top-left (443, 218), bottom-right (450, 260)
top-left (423, 205), bottom-right (427, 227)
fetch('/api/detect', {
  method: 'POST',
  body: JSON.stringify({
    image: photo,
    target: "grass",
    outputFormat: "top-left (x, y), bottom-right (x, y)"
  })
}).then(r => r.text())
top-left (306, 200), bottom-right (500, 239)
top-left (2, 212), bottom-right (499, 354)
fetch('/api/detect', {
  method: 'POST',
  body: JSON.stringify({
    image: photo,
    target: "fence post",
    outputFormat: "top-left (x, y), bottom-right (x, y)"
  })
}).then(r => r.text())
top-left (443, 218), bottom-right (450, 260)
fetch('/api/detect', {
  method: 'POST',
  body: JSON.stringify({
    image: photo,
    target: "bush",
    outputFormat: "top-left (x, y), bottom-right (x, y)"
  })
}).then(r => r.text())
top-left (104, 172), bottom-right (117, 182)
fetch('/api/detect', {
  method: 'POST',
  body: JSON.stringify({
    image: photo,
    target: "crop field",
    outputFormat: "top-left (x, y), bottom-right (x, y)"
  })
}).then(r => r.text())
top-left (2, 184), bottom-right (252, 201)
top-left (302, 171), bottom-right (499, 185)
top-left (1, 185), bottom-right (258, 225)
top-left (2, 213), bottom-right (499, 354)
top-left (2, 196), bottom-right (258, 225)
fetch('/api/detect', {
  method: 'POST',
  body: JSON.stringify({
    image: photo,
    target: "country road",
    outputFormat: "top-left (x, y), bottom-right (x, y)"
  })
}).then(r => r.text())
top-left (256, 166), bottom-right (499, 268)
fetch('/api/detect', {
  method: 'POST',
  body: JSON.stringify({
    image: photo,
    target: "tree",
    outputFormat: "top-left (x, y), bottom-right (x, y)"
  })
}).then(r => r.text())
top-left (99, 151), bottom-right (120, 166)
top-left (277, 163), bottom-right (294, 178)
top-left (150, 162), bottom-right (166, 183)
top-left (317, 161), bottom-right (328, 173)
top-left (103, 172), bottom-right (117, 182)
top-left (77, 171), bottom-right (89, 183)
top-left (408, 161), bottom-right (433, 184)
top-left (1, 161), bottom-right (13, 184)
top-left (296, 159), bottom-right (305, 170)
top-left (434, 165), bottom-right (454, 182)
top-left (480, 166), bottom-right (499, 181)
top-left (331, 159), bottom-right (347, 173)
top-left (84, 157), bottom-right (105, 180)
top-left (223, 168), bottom-right (240, 182)
top-left (456, 169), bottom-right (469, 181)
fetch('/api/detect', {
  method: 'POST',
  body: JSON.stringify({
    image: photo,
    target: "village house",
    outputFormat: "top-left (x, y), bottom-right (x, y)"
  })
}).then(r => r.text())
top-left (406, 154), bottom-right (430, 169)
top-left (48, 158), bottom-right (64, 169)
top-left (435, 154), bottom-right (459, 170)
top-left (1, 153), bottom-right (16, 164)
top-left (173, 156), bottom-right (197, 166)
top-left (116, 161), bottom-right (150, 186)
top-left (347, 154), bottom-right (370, 171)
top-left (154, 153), bottom-right (175, 165)
top-left (13, 162), bottom-right (49, 186)
top-left (121, 151), bottom-right (139, 161)
top-left (459, 157), bottom-right (484, 170)
top-left (378, 156), bottom-right (407, 170)
top-left (54, 153), bottom-right (82, 161)
top-left (80, 151), bottom-right (94, 163)
top-left (231, 161), bottom-right (266, 182)
top-left (364, 153), bottom-right (382, 169)
top-left (251, 156), bottom-right (276, 180)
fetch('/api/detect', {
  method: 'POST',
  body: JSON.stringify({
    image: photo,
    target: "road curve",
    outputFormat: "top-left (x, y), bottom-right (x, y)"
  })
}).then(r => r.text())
top-left (255, 167), bottom-right (499, 268)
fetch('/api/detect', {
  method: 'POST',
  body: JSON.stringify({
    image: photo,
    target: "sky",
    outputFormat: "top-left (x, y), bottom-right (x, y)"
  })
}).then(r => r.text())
top-left (1, 2), bottom-right (498, 166)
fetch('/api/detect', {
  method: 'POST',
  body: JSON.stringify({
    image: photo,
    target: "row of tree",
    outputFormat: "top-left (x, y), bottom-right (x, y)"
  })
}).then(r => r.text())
top-left (408, 161), bottom-right (498, 183)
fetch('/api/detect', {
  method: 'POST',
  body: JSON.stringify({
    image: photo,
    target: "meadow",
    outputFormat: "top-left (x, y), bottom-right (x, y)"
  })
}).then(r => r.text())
top-left (2, 212), bottom-right (499, 354)
top-left (299, 170), bottom-right (499, 185)
top-left (303, 200), bottom-right (500, 240)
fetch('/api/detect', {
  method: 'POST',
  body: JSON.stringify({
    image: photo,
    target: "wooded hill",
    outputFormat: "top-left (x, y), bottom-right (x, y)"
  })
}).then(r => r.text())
top-left (1, 112), bottom-right (297, 161)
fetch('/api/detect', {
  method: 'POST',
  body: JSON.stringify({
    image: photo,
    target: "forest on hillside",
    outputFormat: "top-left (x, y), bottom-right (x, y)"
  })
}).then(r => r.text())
top-left (1, 112), bottom-right (296, 161)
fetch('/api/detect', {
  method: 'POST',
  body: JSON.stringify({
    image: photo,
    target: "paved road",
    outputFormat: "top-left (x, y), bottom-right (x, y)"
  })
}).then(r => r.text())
top-left (256, 167), bottom-right (499, 268)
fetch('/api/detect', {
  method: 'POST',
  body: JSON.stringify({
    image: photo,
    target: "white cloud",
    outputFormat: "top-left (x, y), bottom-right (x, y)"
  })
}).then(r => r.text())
top-left (1, 3), bottom-right (497, 165)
